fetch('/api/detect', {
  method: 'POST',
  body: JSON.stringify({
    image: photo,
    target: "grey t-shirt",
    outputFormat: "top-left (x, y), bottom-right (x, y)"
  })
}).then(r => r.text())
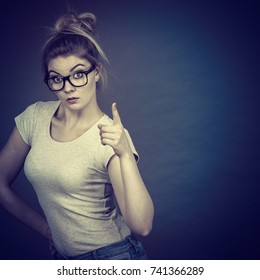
top-left (15, 101), bottom-right (138, 256)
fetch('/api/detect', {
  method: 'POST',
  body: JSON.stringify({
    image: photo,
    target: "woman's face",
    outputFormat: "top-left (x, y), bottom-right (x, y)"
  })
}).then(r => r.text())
top-left (47, 55), bottom-right (99, 111)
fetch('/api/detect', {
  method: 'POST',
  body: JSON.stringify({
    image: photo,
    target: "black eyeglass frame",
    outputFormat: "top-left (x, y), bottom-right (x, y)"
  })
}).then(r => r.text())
top-left (44, 65), bottom-right (96, 91)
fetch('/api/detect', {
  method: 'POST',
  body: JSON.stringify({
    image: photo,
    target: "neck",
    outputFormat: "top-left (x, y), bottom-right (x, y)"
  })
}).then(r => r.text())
top-left (56, 100), bottom-right (104, 128)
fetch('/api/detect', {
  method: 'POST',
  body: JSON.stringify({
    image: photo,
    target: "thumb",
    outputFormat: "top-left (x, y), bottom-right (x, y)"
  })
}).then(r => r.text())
top-left (112, 102), bottom-right (121, 124)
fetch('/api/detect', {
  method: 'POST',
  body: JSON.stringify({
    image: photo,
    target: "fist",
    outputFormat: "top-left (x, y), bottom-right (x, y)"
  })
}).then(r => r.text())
top-left (98, 103), bottom-right (132, 157)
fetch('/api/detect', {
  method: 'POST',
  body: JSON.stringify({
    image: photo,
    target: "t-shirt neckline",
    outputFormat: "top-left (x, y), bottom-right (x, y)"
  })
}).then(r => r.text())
top-left (47, 101), bottom-right (106, 144)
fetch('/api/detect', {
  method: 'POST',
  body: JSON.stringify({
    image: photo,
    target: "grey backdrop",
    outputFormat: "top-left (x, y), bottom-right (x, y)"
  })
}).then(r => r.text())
top-left (0, 0), bottom-right (259, 259)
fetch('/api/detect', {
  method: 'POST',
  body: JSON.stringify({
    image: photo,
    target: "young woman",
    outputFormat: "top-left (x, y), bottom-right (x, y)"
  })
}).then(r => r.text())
top-left (0, 12), bottom-right (154, 260)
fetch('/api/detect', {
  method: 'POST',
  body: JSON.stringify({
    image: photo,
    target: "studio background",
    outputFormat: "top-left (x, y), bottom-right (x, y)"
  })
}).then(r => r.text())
top-left (0, 0), bottom-right (259, 259)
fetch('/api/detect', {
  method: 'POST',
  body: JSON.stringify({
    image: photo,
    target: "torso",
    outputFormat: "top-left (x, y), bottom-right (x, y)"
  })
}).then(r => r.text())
top-left (19, 101), bottom-right (131, 256)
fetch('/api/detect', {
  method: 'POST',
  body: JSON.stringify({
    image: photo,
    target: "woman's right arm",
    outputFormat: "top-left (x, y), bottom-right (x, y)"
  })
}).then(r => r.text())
top-left (0, 127), bottom-right (50, 240)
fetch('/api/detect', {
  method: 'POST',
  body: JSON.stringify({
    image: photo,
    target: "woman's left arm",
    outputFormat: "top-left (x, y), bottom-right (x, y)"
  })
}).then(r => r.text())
top-left (98, 103), bottom-right (154, 236)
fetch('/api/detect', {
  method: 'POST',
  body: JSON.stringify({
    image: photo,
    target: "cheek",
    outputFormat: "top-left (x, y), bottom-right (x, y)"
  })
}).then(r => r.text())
top-left (54, 92), bottom-right (64, 100)
top-left (78, 79), bottom-right (97, 96)
top-left (87, 75), bottom-right (98, 89)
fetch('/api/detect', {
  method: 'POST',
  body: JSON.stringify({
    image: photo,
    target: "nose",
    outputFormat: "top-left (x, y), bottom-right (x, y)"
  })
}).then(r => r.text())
top-left (63, 79), bottom-right (75, 93)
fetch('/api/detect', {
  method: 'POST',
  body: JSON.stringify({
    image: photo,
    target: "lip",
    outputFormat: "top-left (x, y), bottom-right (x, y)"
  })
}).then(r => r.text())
top-left (66, 97), bottom-right (79, 104)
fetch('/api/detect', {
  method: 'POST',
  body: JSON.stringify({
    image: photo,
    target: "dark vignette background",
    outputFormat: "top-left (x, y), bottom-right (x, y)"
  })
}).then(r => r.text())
top-left (0, 0), bottom-right (259, 260)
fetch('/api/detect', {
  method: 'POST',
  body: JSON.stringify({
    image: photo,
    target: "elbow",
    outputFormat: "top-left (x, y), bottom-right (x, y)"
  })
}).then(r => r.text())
top-left (132, 222), bottom-right (153, 237)
top-left (139, 206), bottom-right (154, 236)
top-left (125, 205), bottom-right (154, 237)
top-left (138, 228), bottom-right (152, 237)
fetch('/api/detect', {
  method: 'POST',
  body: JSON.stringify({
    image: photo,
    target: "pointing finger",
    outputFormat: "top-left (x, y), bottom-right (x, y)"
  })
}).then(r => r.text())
top-left (112, 103), bottom-right (121, 125)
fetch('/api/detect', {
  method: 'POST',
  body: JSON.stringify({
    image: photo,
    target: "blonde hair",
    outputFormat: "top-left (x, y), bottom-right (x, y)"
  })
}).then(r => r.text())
top-left (42, 12), bottom-right (108, 88)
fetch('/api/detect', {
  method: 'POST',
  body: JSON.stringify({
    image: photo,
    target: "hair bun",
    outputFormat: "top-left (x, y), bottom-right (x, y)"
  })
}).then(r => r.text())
top-left (54, 12), bottom-right (96, 35)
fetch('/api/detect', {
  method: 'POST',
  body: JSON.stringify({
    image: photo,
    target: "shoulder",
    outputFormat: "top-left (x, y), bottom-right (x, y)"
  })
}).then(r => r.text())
top-left (34, 100), bottom-right (60, 113)
top-left (18, 100), bottom-right (60, 115)
top-left (24, 100), bottom-right (60, 120)
top-left (15, 100), bottom-right (60, 129)
top-left (14, 100), bottom-right (60, 145)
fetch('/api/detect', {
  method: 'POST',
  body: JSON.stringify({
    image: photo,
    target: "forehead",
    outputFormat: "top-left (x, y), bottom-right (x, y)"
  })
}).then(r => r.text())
top-left (48, 55), bottom-right (91, 74)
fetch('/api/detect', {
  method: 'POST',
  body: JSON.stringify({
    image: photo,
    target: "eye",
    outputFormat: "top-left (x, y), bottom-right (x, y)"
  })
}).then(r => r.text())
top-left (73, 72), bottom-right (84, 79)
top-left (52, 76), bottom-right (63, 84)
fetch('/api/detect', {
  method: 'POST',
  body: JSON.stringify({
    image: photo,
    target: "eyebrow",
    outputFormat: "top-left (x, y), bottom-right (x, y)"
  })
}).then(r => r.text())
top-left (48, 63), bottom-right (87, 76)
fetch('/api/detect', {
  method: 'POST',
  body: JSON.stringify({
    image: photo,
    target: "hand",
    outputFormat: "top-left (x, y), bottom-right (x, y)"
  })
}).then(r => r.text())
top-left (98, 103), bottom-right (132, 158)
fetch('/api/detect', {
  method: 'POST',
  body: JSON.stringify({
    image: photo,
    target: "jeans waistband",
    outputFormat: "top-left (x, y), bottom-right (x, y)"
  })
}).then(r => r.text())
top-left (55, 234), bottom-right (137, 260)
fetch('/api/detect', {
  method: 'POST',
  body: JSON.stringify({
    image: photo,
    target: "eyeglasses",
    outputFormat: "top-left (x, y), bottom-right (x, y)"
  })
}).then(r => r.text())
top-left (44, 65), bottom-right (95, 91)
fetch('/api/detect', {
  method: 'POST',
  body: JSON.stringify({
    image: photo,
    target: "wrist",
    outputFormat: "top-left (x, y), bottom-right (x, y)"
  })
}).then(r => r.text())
top-left (118, 151), bottom-right (135, 161)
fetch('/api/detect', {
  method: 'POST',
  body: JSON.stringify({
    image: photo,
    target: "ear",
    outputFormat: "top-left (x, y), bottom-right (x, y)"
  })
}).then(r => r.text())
top-left (95, 63), bottom-right (102, 82)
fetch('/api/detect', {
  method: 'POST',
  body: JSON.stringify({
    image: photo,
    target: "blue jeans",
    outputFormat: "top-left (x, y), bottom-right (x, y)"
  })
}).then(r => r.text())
top-left (54, 235), bottom-right (148, 260)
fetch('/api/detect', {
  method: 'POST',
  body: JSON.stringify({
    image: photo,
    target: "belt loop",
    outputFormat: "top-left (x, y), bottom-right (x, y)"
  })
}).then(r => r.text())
top-left (128, 234), bottom-right (140, 253)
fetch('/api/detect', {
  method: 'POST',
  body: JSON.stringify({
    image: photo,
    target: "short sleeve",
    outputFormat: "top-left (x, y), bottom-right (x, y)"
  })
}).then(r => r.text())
top-left (124, 129), bottom-right (139, 162)
top-left (102, 128), bottom-right (140, 169)
top-left (14, 102), bottom-right (38, 146)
